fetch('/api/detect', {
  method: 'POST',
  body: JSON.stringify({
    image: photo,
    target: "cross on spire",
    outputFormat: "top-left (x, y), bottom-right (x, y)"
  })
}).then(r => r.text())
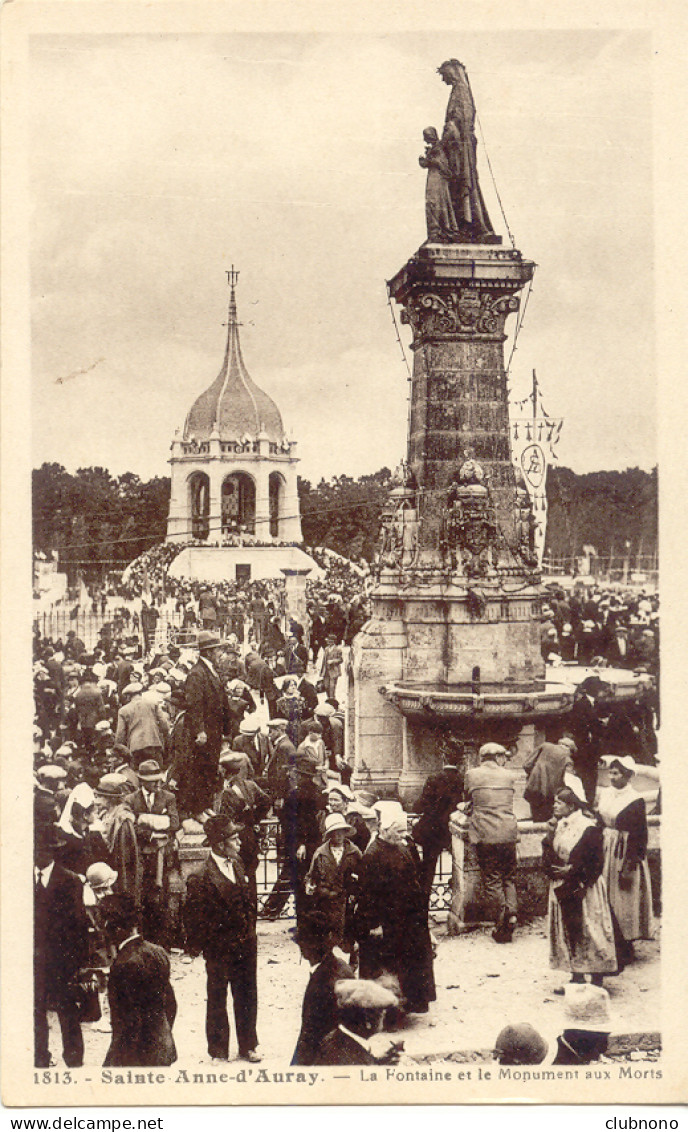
top-left (222, 265), bottom-right (241, 329)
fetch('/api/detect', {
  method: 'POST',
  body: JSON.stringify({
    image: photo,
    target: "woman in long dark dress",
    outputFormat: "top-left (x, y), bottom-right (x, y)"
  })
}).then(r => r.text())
top-left (543, 787), bottom-right (619, 990)
top-left (353, 804), bottom-right (436, 1014)
top-left (596, 756), bottom-right (655, 959)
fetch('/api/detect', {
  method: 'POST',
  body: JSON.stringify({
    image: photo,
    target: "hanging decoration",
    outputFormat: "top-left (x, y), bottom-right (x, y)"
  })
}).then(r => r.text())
top-left (509, 370), bottom-right (563, 565)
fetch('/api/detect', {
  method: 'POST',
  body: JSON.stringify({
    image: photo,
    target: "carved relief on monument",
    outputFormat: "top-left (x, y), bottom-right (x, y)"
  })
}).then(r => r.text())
top-left (439, 451), bottom-right (501, 577)
top-left (400, 287), bottom-right (519, 341)
top-left (376, 465), bottom-right (420, 572)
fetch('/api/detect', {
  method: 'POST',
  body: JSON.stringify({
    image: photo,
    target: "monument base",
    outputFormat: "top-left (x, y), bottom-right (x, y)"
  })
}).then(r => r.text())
top-left (167, 543), bottom-right (322, 584)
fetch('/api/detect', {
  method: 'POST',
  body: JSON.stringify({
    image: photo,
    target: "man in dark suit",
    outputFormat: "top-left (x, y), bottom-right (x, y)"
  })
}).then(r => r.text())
top-left (264, 718), bottom-right (297, 803)
top-left (569, 675), bottom-right (608, 802)
top-left (291, 911), bottom-right (353, 1065)
top-left (182, 632), bottom-right (232, 816)
top-left (244, 652), bottom-right (279, 718)
top-left (129, 760), bottom-right (180, 949)
top-left (34, 824), bottom-right (90, 1067)
top-left (411, 758), bottom-right (464, 904)
top-left (101, 894), bottom-right (177, 1067)
top-left (183, 816), bottom-right (261, 1063)
top-left (263, 756), bottom-right (327, 922)
top-left (233, 720), bottom-right (270, 778)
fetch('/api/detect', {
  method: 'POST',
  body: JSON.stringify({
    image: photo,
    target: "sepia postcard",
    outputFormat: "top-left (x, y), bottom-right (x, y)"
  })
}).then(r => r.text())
top-left (2, 0), bottom-right (687, 1109)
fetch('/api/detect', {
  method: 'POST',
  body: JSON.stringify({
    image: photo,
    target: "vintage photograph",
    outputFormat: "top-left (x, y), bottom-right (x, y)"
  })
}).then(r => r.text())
top-left (2, 0), bottom-right (681, 1108)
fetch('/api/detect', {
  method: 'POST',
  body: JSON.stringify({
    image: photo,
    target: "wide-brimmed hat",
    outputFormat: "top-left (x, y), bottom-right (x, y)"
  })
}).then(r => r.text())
top-left (197, 631), bottom-right (229, 652)
top-left (334, 979), bottom-right (398, 1010)
top-left (324, 813), bottom-right (353, 837)
top-left (203, 814), bottom-right (242, 847)
top-left (494, 1023), bottom-right (548, 1065)
top-left (95, 773), bottom-right (132, 798)
top-left (137, 759), bottom-right (164, 782)
top-left (85, 862), bottom-right (118, 892)
top-left (34, 822), bottom-right (68, 851)
top-left (562, 984), bottom-right (612, 1033)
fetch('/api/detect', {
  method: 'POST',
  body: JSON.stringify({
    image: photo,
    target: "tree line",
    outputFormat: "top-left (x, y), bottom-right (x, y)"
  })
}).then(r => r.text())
top-left (32, 462), bottom-right (657, 572)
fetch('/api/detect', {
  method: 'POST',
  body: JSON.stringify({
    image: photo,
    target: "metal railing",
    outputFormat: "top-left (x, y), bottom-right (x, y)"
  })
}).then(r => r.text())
top-left (254, 817), bottom-right (452, 918)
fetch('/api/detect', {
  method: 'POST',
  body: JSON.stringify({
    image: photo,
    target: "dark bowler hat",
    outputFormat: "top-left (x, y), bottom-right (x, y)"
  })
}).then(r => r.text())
top-left (494, 1023), bottom-right (548, 1065)
top-left (203, 814), bottom-right (242, 847)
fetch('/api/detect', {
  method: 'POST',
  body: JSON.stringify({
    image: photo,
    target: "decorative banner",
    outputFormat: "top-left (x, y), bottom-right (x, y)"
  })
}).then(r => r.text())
top-left (509, 371), bottom-right (563, 566)
top-left (510, 427), bottom-right (559, 566)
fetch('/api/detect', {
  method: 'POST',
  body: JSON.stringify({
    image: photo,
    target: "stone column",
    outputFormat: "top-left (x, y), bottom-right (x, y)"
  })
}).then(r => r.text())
top-left (281, 460), bottom-right (303, 542)
top-left (253, 438), bottom-right (271, 539)
top-left (166, 448), bottom-right (188, 541)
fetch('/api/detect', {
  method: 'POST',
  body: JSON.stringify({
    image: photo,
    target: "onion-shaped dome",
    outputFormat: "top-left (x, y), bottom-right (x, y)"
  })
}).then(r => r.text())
top-left (183, 281), bottom-right (285, 444)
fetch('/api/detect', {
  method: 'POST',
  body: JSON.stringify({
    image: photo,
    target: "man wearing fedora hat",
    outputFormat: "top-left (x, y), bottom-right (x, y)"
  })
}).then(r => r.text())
top-left (180, 632), bottom-right (232, 817)
top-left (129, 761), bottom-right (180, 949)
top-left (184, 815), bottom-right (261, 1063)
top-left (34, 822), bottom-right (90, 1067)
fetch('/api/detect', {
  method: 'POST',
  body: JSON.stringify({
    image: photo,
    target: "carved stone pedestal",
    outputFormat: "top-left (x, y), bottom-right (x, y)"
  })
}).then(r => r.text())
top-left (349, 242), bottom-right (549, 803)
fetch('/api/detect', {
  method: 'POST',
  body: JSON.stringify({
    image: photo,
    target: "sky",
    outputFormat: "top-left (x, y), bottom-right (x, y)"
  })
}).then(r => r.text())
top-left (29, 27), bottom-right (655, 484)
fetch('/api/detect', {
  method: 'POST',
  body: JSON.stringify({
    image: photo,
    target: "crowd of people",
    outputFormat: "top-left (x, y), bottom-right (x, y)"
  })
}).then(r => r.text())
top-left (538, 584), bottom-right (659, 676)
top-left (32, 570), bottom-right (659, 1072)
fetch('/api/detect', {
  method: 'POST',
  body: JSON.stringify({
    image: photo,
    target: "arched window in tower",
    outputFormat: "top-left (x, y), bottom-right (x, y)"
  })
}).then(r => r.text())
top-left (188, 472), bottom-right (210, 541)
top-left (222, 472), bottom-right (256, 535)
top-left (269, 472), bottom-right (286, 539)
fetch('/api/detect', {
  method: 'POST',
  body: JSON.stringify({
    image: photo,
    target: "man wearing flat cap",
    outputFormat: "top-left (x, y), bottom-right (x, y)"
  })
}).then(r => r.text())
top-left (183, 815), bottom-right (261, 1063)
top-left (462, 743), bottom-right (519, 943)
top-left (129, 760), bottom-right (180, 948)
top-left (180, 632), bottom-right (232, 816)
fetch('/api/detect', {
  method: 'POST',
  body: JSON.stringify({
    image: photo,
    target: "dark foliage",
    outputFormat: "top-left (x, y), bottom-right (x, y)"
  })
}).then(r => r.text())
top-left (32, 462), bottom-right (657, 569)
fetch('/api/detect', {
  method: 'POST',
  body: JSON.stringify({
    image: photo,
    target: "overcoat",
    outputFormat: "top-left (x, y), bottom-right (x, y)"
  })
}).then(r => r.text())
top-left (354, 837), bottom-right (436, 1013)
top-left (104, 937), bottom-right (177, 1066)
top-left (291, 953), bottom-right (354, 1065)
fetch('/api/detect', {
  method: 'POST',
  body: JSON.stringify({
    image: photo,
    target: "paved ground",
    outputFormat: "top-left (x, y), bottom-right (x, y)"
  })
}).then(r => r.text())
top-left (54, 914), bottom-right (660, 1067)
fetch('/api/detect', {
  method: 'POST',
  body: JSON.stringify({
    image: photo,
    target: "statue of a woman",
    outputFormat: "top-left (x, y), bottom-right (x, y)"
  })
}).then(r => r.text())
top-left (438, 59), bottom-right (495, 242)
top-left (419, 127), bottom-right (460, 243)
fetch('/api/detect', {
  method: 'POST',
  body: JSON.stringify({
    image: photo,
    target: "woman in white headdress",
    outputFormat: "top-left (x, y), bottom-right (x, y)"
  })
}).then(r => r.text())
top-left (543, 786), bottom-right (619, 990)
top-left (56, 781), bottom-right (111, 876)
top-left (596, 756), bottom-right (655, 959)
